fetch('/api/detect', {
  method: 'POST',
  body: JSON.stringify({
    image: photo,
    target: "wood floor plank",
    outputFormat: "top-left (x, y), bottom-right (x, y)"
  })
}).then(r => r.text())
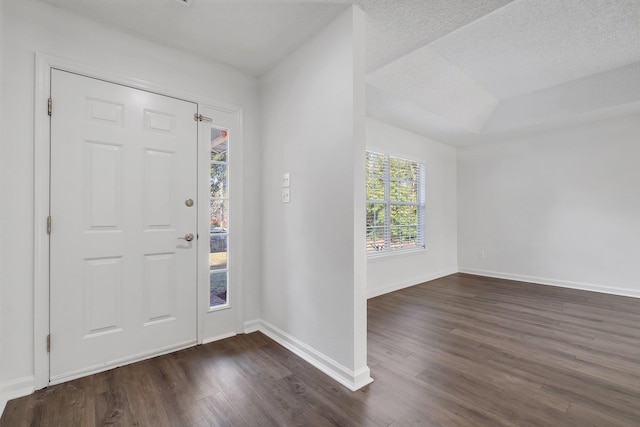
top-left (3, 273), bottom-right (640, 426)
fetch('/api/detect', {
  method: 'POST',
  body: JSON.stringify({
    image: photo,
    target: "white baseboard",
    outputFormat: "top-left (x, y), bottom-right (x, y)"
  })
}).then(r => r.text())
top-left (251, 319), bottom-right (372, 391)
top-left (0, 376), bottom-right (35, 418)
top-left (367, 268), bottom-right (458, 299)
top-left (459, 267), bottom-right (640, 299)
top-left (0, 319), bottom-right (374, 418)
top-left (243, 319), bottom-right (261, 334)
top-left (202, 332), bottom-right (236, 345)
top-left (351, 365), bottom-right (374, 390)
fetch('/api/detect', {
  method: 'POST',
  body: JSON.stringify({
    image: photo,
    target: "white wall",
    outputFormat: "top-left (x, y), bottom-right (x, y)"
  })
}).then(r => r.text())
top-left (259, 6), bottom-right (371, 390)
top-left (458, 113), bottom-right (640, 297)
top-left (0, 0), bottom-right (4, 411)
top-left (366, 118), bottom-right (458, 298)
top-left (0, 0), bottom-right (261, 405)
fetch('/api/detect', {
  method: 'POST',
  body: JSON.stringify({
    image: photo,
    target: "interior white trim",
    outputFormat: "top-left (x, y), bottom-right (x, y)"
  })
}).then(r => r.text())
top-left (201, 332), bottom-right (237, 345)
top-left (352, 365), bottom-right (375, 390)
top-left (33, 52), bottom-right (244, 390)
top-left (0, 376), bottom-right (35, 418)
top-left (243, 319), bottom-right (261, 334)
top-left (367, 268), bottom-right (458, 299)
top-left (255, 319), bottom-right (373, 392)
top-left (367, 247), bottom-right (427, 262)
top-left (33, 54), bottom-right (52, 391)
top-left (459, 268), bottom-right (640, 299)
top-left (195, 103), bottom-right (244, 343)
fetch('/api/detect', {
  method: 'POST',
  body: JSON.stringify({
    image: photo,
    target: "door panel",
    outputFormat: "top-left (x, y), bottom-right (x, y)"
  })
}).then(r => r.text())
top-left (50, 70), bottom-right (198, 382)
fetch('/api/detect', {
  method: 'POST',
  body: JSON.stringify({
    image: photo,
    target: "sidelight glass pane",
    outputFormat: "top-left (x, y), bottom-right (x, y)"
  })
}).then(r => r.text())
top-left (210, 164), bottom-right (228, 199)
top-left (209, 250), bottom-right (227, 271)
top-left (211, 128), bottom-right (228, 162)
top-left (210, 125), bottom-right (229, 308)
top-left (209, 271), bottom-right (227, 307)
top-left (209, 199), bottom-right (228, 229)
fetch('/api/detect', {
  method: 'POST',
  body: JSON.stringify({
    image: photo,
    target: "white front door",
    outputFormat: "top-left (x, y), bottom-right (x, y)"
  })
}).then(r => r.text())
top-left (49, 70), bottom-right (198, 383)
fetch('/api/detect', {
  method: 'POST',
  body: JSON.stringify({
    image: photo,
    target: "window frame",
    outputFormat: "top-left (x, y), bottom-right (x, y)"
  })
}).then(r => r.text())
top-left (208, 125), bottom-right (230, 310)
top-left (366, 151), bottom-right (426, 257)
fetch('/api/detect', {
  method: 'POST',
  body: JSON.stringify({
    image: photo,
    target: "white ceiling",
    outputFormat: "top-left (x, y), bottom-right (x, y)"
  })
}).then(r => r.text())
top-left (39, 0), bottom-right (640, 146)
top-left (38, 0), bottom-right (350, 76)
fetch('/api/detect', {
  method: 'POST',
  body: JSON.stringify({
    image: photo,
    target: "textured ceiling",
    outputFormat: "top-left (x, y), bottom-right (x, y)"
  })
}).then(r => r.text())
top-left (355, 0), bottom-right (514, 72)
top-left (367, 47), bottom-right (499, 133)
top-left (38, 0), bottom-right (640, 145)
top-left (430, 0), bottom-right (640, 99)
top-left (367, 0), bottom-right (640, 144)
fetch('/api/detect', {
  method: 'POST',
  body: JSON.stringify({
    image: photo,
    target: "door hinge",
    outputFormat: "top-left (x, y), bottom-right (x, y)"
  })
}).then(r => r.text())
top-left (47, 216), bottom-right (52, 234)
top-left (48, 98), bottom-right (52, 116)
top-left (194, 113), bottom-right (212, 123)
top-left (47, 334), bottom-right (51, 353)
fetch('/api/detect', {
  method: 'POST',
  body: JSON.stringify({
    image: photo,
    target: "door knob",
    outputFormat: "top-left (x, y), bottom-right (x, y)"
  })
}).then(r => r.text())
top-left (179, 233), bottom-right (194, 242)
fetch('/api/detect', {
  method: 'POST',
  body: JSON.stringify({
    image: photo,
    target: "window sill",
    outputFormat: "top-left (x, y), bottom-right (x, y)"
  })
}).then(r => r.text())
top-left (367, 247), bottom-right (426, 262)
top-left (207, 303), bottom-right (231, 313)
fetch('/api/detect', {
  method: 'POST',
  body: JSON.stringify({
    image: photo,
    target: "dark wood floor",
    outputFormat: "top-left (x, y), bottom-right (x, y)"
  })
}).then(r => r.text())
top-left (3, 273), bottom-right (640, 426)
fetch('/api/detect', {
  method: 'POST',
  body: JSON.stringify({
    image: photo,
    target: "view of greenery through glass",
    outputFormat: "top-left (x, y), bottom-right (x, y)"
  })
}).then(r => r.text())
top-left (210, 127), bottom-right (229, 307)
top-left (366, 151), bottom-right (425, 253)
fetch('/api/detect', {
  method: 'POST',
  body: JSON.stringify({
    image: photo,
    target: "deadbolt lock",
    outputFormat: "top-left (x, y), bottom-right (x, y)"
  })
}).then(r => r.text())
top-left (185, 198), bottom-right (194, 207)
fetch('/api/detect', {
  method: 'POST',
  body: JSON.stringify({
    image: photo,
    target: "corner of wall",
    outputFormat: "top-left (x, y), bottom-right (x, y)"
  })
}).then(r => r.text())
top-left (364, 119), bottom-right (459, 299)
top-left (0, 376), bottom-right (35, 419)
top-left (350, 1), bottom-right (370, 386)
top-left (257, 3), bottom-right (366, 378)
top-left (458, 268), bottom-right (640, 299)
top-left (456, 115), bottom-right (640, 297)
top-left (367, 268), bottom-right (459, 299)
top-left (251, 319), bottom-right (373, 391)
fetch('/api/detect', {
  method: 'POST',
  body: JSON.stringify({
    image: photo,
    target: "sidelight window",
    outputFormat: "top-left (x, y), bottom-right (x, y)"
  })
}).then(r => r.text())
top-left (209, 127), bottom-right (229, 307)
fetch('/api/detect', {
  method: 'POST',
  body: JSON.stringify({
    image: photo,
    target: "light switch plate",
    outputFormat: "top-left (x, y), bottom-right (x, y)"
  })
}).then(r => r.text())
top-left (281, 173), bottom-right (290, 188)
top-left (282, 188), bottom-right (290, 203)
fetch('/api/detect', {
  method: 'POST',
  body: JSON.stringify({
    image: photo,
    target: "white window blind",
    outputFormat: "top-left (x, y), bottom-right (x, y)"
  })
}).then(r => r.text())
top-left (366, 151), bottom-right (425, 254)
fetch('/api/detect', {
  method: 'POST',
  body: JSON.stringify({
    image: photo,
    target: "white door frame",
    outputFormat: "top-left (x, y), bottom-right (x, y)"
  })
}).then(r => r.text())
top-left (33, 53), bottom-right (245, 390)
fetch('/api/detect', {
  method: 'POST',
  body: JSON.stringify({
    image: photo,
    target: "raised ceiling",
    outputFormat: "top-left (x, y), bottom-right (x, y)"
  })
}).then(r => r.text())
top-left (39, 0), bottom-right (640, 145)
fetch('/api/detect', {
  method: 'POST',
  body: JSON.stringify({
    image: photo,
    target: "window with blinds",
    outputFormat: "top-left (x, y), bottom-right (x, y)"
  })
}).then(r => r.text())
top-left (366, 151), bottom-right (425, 255)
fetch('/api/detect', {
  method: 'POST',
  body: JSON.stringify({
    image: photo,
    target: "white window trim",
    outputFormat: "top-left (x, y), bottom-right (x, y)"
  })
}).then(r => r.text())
top-left (366, 151), bottom-right (426, 256)
top-left (209, 128), bottom-right (230, 311)
top-left (367, 246), bottom-right (426, 261)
